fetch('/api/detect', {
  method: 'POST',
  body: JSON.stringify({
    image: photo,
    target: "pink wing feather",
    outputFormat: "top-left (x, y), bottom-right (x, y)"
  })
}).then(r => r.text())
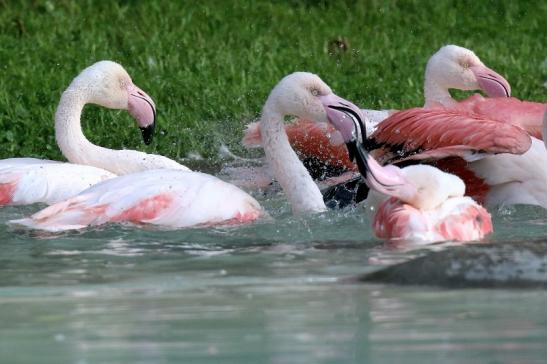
top-left (455, 95), bottom-right (546, 139)
top-left (371, 107), bottom-right (532, 164)
top-left (242, 119), bottom-right (355, 169)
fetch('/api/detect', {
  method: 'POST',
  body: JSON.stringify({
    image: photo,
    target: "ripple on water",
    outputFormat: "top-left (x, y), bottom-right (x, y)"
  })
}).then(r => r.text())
top-left (1, 198), bottom-right (547, 363)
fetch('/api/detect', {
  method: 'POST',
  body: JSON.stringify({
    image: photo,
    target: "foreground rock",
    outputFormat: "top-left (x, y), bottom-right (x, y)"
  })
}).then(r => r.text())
top-left (358, 240), bottom-right (547, 288)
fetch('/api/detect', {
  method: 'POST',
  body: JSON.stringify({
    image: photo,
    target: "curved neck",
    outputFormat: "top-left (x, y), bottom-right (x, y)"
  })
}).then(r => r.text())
top-left (423, 68), bottom-right (457, 108)
top-left (55, 88), bottom-right (186, 175)
top-left (260, 103), bottom-right (326, 214)
top-left (55, 89), bottom-right (96, 165)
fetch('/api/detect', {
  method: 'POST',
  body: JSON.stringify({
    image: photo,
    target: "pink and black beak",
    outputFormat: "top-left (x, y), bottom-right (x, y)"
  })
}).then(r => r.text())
top-left (127, 83), bottom-right (157, 145)
top-left (319, 94), bottom-right (364, 145)
top-left (470, 65), bottom-right (511, 98)
top-left (319, 94), bottom-right (371, 175)
top-left (321, 97), bottom-right (406, 195)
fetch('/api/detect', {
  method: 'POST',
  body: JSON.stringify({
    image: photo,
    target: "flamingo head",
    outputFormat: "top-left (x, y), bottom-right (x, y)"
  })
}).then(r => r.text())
top-left (426, 45), bottom-right (511, 99)
top-left (68, 61), bottom-right (156, 145)
top-left (267, 72), bottom-right (364, 143)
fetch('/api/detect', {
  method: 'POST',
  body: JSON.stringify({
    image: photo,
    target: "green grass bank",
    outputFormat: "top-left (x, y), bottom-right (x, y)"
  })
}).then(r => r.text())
top-left (0, 0), bottom-right (545, 161)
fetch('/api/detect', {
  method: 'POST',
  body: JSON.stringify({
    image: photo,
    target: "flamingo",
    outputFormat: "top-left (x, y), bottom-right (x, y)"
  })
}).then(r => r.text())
top-left (363, 107), bottom-right (547, 209)
top-left (240, 44), bottom-right (513, 175)
top-left (323, 44), bottom-right (544, 209)
top-left (0, 61), bottom-right (188, 206)
top-left (332, 112), bottom-right (492, 243)
top-left (11, 72), bottom-right (365, 231)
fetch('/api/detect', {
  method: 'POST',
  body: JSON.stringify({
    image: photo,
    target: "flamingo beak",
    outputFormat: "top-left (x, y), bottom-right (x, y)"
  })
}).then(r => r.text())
top-left (470, 65), bottom-right (511, 98)
top-left (319, 94), bottom-right (365, 144)
top-left (319, 94), bottom-right (411, 200)
top-left (318, 94), bottom-right (371, 173)
top-left (127, 84), bottom-right (157, 145)
top-left (342, 124), bottom-right (410, 200)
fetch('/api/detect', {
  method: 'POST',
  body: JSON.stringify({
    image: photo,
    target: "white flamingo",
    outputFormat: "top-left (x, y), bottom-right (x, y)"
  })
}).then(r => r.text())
top-left (0, 61), bottom-right (187, 206)
top-left (12, 72), bottom-right (364, 231)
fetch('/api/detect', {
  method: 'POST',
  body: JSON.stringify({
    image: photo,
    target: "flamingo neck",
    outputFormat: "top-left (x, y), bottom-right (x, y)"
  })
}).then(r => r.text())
top-left (55, 90), bottom-right (98, 165)
top-left (423, 70), bottom-right (458, 108)
top-left (260, 104), bottom-right (326, 214)
top-left (55, 89), bottom-right (171, 175)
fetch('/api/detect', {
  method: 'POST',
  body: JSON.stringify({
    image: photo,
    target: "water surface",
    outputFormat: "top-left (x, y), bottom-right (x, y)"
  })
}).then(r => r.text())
top-left (1, 195), bottom-right (547, 364)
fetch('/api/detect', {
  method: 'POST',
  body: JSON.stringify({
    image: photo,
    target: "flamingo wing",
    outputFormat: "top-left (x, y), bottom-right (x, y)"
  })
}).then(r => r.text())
top-left (242, 109), bottom-right (392, 171)
top-left (456, 95), bottom-right (547, 139)
top-left (370, 108), bottom-right (532, 164)
top-left (11, 169), bottom-right (263, 231)
top-left (243, 119), bottom-right (354, 169)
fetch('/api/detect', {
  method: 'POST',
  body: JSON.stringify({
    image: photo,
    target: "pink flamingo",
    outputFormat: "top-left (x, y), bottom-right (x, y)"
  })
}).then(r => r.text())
top-left (331, 113), bottom-right (492, 243)
top-left (368, 107), bottom-right (547, 209)
top-left (11, 72), bottom-right (365, 231)
top-left (241, 45), bottom-right (513, 172)
top-left (0, 61), bottom-right (188, 206)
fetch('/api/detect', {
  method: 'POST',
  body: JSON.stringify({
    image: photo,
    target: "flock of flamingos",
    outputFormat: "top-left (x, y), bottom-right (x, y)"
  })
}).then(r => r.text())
top-left (0, 45), bottom-right (546, 244)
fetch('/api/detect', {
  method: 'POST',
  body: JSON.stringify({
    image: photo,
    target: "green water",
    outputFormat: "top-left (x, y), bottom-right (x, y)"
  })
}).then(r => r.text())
top-left (1, 198), bottom-right (547, 364)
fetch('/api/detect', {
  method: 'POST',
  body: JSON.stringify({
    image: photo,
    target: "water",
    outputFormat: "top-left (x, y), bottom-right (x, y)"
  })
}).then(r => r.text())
top-left (1, 195), bottom-right (547, 363)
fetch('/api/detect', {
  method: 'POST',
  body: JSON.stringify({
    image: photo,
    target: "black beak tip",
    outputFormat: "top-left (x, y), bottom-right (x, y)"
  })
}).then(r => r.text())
top-left (345, 140), bottom-right (357, 162)
top-left (140, 123), bottom-right (155, 145)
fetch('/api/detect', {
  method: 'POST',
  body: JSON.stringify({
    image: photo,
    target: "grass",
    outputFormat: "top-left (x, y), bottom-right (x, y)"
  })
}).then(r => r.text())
top-left (0, 0), bottom-right (545, 161)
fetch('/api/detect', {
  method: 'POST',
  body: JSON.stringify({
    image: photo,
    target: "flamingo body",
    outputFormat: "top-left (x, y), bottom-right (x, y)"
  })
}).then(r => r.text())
top-left (374, 196), bottom-right (492, 242)
top-left (12, 169), bottom-right (263, 231)
top-left (469, 138), bottom-right (547, 209)
top-left (0, 161), bottom-right (115, 205)
top-left (368, 108), bottom-right (546, 209)
top-left (361, 162), bottom-right (493, 243)
top-left (433, 158), bottom-right (490, 204)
